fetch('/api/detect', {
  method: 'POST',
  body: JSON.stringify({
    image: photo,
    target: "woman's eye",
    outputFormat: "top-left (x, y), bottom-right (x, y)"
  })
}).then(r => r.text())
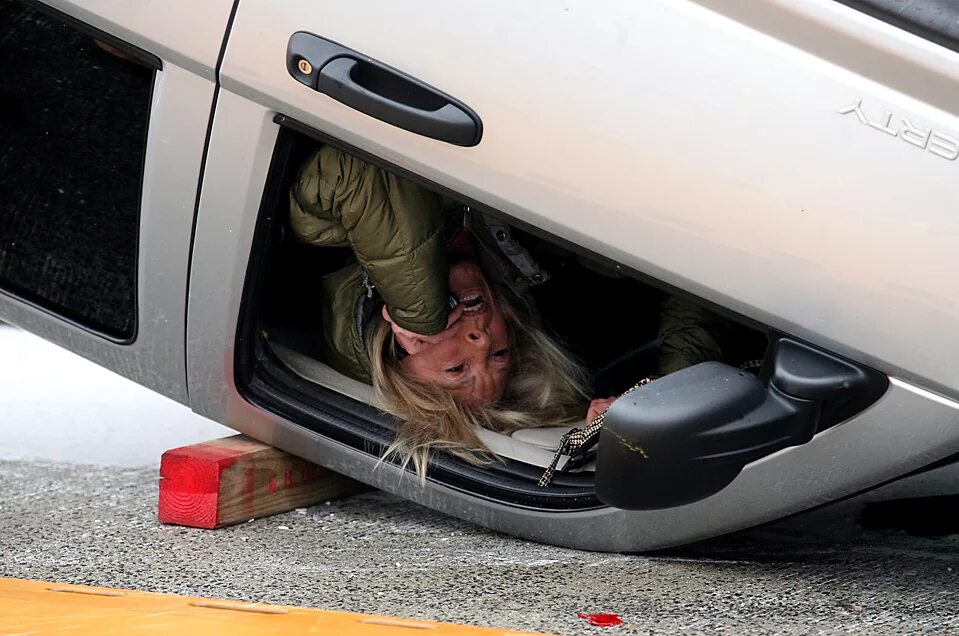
top-left (492, 348), bottom-right (509, 358)
top-left (444, 364), bottom-right (465, 374)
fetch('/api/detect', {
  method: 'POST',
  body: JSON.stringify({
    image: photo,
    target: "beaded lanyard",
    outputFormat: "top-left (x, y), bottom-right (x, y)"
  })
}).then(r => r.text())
top-left (538, 360), bottom-right (763, 487)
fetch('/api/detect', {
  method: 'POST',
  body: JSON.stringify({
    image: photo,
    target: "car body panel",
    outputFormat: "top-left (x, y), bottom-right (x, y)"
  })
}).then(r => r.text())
top-left (188, 90), bottom-right (279, 417)
top-left (189, 97), bottom-right (959, 550)
top-left (0, 1), bottom-right (234, 401)
top-left (218, 0), bottom-right (959, 400)
top-left (182, 0), bottom-right (959, 548)
top-left (38, 0), bottom-right (232, 79)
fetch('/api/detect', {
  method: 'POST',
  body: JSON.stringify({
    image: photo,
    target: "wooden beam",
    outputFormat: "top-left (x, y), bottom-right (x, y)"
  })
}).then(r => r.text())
top-left (0, 578), bottom-right (547, 635)
top-left (159, 434), bottom-right (366, 529)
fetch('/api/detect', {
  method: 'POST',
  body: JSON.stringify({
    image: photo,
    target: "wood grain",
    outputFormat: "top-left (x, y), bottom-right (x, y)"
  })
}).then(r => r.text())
top-left (159, 435), bottom-right (366, 529)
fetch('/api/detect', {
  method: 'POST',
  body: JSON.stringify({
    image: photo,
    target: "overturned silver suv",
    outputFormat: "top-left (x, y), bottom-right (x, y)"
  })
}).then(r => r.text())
top-left (1, 0), bottom-right (957, 550)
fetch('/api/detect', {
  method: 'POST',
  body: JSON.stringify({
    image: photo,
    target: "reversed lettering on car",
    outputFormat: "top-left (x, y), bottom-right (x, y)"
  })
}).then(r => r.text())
top-left (838, 98), bottom-right (959, 161)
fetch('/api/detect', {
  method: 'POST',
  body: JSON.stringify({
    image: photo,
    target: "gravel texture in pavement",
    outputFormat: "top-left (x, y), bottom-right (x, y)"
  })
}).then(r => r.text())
top-left (1, 459), bottom-right (957, 635)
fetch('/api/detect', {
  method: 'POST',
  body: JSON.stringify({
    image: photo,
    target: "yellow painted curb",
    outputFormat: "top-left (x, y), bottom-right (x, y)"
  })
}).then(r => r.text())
top-left (0, 578), bottom-right (547, 635)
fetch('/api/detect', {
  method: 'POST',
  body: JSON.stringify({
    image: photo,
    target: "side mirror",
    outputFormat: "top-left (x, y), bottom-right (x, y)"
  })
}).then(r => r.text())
top-left (594, 339), bottom-right (887, 510)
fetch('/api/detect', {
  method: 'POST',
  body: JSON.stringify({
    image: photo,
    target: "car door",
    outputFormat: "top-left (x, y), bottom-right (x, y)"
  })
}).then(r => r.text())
top-left (187, 0), bottom-right (959, 549)
top-left (194, 0), bottom-right (959, 410)
top-left (0, 0), bottom-right (234, 402)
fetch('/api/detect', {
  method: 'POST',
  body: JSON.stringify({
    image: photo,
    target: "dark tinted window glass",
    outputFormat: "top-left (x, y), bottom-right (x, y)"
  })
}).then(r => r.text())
top-left (0, 0), bottom-right (157, 339)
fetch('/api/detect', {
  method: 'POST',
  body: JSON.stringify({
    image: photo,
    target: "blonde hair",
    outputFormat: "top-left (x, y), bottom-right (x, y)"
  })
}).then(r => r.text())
top-left (366, 286), bottom-right (588, 479)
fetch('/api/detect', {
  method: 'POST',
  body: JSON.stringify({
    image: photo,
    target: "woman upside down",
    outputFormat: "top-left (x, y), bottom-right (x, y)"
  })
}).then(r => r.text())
top-left (287, 145), bottom-right (725, 478)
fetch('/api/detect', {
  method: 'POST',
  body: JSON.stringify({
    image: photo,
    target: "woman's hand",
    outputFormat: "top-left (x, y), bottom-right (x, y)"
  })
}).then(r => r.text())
top-left (382, 304), bottom-right (465, 355)
top-left (585, 397), bottom-right (617, 425)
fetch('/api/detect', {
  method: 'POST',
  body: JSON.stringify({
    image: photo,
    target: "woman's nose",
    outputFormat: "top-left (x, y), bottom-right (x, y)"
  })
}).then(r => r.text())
top-left (465, 328), bottom-right (489, 345)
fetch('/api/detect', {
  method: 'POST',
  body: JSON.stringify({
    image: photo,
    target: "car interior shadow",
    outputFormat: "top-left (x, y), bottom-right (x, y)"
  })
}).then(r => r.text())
top-left (858, 495), bottom-right (959, 538)
top-left (652, 494), bottom-right (959, 564)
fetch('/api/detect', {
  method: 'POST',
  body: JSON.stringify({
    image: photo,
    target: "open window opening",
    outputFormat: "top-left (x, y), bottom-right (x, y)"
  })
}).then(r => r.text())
top-left (236, 120), bottom-right (769, 510)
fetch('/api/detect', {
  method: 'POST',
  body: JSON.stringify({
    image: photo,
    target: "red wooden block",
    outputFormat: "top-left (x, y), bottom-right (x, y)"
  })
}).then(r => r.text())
top-left (159, 435), bottom-right (364, 529)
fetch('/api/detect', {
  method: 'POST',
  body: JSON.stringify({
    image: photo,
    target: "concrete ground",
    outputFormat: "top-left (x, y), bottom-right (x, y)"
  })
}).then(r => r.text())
top-left (1, 325), bottom-right (958, 635)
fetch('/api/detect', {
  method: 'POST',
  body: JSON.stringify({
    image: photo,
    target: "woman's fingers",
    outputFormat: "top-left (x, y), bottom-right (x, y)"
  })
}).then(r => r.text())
top-left (382, 306), bottom-right (423, 352)
top-left (414, 304), bottom-right (464, 344)
top-left (446, 303), bottom-right (465, 329)
top-left (382, 304), bottom-right (463, 353)
top-left (393, 331), bottom-right (426, 355)
top-left (586, 397), bottom-right (618, 424)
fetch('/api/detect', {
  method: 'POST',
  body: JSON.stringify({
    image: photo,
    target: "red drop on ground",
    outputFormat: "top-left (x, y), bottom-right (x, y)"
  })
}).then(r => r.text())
top-left (577, 612), bottom-right (623, 627)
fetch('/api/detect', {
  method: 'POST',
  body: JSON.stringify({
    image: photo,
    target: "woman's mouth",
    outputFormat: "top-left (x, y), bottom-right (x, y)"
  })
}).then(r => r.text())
top-left (457, 292), bottom-right (486, 315)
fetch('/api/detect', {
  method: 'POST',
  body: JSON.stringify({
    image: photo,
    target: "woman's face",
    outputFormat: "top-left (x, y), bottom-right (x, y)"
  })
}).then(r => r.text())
top-left (399, 261), bottom-right (510, 405)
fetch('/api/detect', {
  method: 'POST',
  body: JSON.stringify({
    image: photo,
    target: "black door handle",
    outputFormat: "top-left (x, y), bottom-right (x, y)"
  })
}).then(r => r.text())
top-left (318, 57), bottom-right (479, 147)
top-left (287, 32), bottom-right (482, 147)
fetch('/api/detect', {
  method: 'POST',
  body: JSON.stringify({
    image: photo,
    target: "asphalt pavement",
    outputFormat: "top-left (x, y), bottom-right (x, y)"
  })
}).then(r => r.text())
top-left (1, 325), bottom-right (957, 635)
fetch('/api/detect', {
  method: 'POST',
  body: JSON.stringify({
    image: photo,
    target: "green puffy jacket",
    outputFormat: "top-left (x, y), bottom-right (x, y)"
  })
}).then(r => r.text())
top-left (288, 145), bottom-right (725, 384)
top-left (655, 296), bottom-right (728, 376)
top-left (289, 146), bottom-right (452, 382)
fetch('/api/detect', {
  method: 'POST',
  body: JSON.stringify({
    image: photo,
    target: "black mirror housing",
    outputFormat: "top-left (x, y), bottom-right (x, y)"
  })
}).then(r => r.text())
top-left (595, 339), bottom-right (887, 510)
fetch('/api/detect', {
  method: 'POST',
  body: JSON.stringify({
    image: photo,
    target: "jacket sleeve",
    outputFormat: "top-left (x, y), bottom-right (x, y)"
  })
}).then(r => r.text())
top-left (655, 296), bottom-right (728, 376)
top-left (288, 146), bottom-right (449, 336)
